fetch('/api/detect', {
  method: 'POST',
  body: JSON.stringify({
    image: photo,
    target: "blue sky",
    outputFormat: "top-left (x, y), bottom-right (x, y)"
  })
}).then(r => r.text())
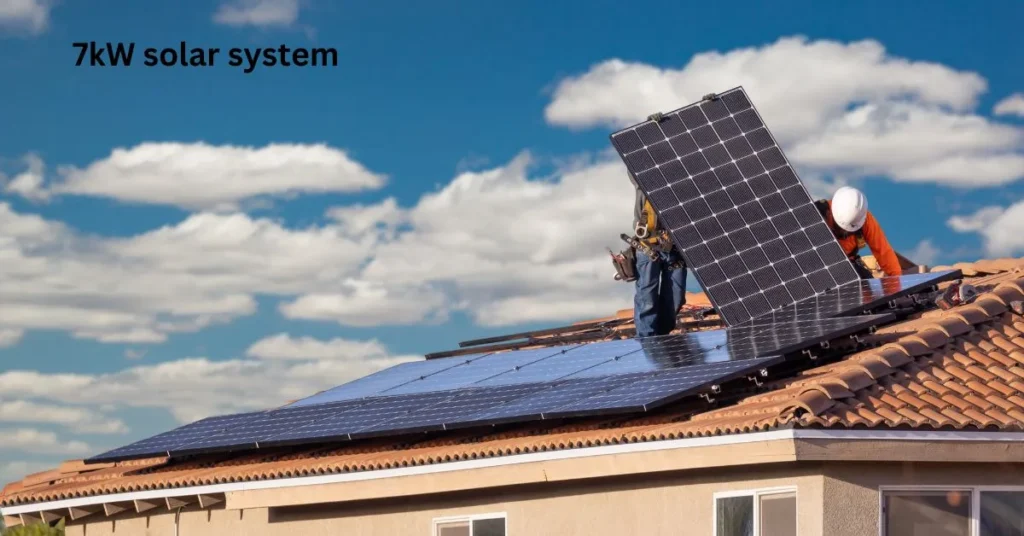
top-left (0, 0), bottom-right (1022, 480)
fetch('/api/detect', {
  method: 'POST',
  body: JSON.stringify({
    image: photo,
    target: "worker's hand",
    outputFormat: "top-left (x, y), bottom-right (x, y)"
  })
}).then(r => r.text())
top-left (647, 112), bottom-right (664, 122)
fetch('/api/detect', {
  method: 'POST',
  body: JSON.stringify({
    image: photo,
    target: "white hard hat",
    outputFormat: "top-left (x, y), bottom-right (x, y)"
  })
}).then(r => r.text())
top-left (831, 186), bottom-right (868, 232)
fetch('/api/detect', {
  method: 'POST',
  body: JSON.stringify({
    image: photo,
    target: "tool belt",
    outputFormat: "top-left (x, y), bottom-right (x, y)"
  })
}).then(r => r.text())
top-left (610, 231), bottom-right (685, 282)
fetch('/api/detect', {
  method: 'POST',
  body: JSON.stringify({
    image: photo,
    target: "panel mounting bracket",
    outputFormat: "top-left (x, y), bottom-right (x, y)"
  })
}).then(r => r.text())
top-left (746, 368), bottom-right (768, 387)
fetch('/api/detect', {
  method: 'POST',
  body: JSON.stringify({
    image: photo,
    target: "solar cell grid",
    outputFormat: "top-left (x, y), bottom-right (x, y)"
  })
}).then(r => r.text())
top-left (471, 339), bottom-right (641, 387)
top-left (356, 383), bottom-right (554, 436)
top-left (378, 345), bottom-right (584, 396)
top-left (86, 411), bottom-right (266, 462)
top-left (467, 375), bottom-right (648, 424)
top-left (286, 351), bottom-right (493, 407)
top-left (755, 270), bottom-right (961, 323)
top-left (169, 400), bottom-right (358, 455)
top-left (264, 391), bottom-right (455, 446)
top-left (611, 87), bottom-right (860, 326)
top-left (547, 356), bottom-right (783, 417)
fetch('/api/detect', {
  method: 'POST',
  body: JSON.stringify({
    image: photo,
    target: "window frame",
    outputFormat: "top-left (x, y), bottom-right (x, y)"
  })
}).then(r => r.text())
top-left (432, 512), bottom-right (508, 536)
top-left (712, 485), bottom-right (799, 536)
top-left (878, 485), bottom-right (1024, 536)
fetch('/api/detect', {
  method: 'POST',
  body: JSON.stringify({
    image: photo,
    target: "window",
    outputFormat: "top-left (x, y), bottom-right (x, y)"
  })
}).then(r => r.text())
top-left (434, 514), bottom-right (506, 536)
top-left (979, 491), bottom-right (1024, 536)
top-left (881, 488), bottom-right (1024, 536)
top-left (715, 488), bottom-right (797, 536)
top-left (882, 490), bottom-right (971, 536)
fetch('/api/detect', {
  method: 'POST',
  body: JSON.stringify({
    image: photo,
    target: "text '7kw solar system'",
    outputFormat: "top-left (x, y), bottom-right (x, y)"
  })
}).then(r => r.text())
top-left (610, 87), bottom-right (861, 326)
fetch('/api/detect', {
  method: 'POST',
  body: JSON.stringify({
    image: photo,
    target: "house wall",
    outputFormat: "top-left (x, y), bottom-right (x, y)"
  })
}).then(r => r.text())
top-left (822, 461), bottom-right (1024, 536)
top-left (62, 464), bottom-right (825, 536)
top-left (58, 461), bottom-right (1024, 536)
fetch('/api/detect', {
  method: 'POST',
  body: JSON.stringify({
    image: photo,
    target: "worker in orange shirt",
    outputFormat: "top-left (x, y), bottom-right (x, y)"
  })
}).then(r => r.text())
top-left (815, 186), bottom-right (902, 279)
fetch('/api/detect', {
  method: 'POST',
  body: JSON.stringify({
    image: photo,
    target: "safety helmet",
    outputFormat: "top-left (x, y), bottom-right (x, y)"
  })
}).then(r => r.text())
top-left (830, 186), bottom-right (868, 232)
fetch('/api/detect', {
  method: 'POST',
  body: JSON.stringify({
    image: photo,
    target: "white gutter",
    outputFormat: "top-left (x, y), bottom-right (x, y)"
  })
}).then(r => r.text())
top-left (3, 428), bottom-right (1023, 516)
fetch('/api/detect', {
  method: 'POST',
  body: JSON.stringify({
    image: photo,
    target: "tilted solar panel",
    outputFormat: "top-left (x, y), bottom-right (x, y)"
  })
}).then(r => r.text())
top-left (609, 87), bottom-right (860, 326)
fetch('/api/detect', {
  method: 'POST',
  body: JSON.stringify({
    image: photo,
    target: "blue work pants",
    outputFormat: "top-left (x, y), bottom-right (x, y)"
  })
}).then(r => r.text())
top-left (633, 249), bottom-right (687, 337)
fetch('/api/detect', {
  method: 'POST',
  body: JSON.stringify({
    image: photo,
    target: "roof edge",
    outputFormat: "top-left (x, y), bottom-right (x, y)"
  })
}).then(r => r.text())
top-left (7, 429), bottom-right (1024, 516)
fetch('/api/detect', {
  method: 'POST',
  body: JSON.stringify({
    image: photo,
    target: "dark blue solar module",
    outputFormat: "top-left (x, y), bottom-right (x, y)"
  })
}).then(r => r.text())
top-left (169, 400), bottom-right (359, 455)
top-left (86, 411), bottom-right (266, 463)
top-left (378, 345), bottom-right (585, 396)
top-left (753, 270), bottom-right (962, 323)
top-left (609, 87), bottom-right (862, 326)
top-left (263, 391), bottom-right (456, 446)
top-left (472, 339), bottom-right (641, 387)
top-left (355, 383), bottom-right (555, 437)
top-left (286, 351), bottom-right (493, 407)
top-left (548, 357), bottom-right (781, 416)
top-left (466, 375), bottom-right (649, 424)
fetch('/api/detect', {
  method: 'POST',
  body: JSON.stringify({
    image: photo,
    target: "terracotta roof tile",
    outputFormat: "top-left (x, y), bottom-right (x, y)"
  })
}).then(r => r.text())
top-left (4, 257), bottom-right (1024, 507)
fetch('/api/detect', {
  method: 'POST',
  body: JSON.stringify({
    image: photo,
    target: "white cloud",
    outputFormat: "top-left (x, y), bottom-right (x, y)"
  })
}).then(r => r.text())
top-left (0, 0), bottom-right (51, 35)
top-left (948, 202), bottom-right (1024, 256)
top-left (0, 328), bottom-right (22, 348)
top-left (0, 400), bottom-right (128, 434)
top-left (0, 461), bottom-right (52, 483)
top-left (284, 151), bottom-right (637, 327)
top-left (246, 332), bottom-right (393, 361)
top-left (213, 0), bottom-right (299, 28)
top-left (0, 148), bottom-right (639, 342)
top-left (39, 142), bottom-right (385, 211)
top-left (0, 428), bottom-right (90, 456)
top-left (2, 153), bottom-right (49, 202)
top-left (907, 239), bottom-right (940, 267)
top-left (0, 336), bottom-right (418, 424)
top-left (544, 36), bottom-right (1024, 188)
top-left (280, 281), bottom-right (451, 327)
top-left (0, 202), bottom-right (378, 343)
top-left (994, 93), bottom-right (1024, 117)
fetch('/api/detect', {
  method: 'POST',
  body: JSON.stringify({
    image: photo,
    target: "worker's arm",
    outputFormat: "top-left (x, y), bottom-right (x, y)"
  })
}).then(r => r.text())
top-left (861, 212), bottom-right (902, 276)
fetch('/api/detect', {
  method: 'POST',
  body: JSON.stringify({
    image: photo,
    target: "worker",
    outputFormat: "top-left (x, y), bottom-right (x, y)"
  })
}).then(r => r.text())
top-left (815, 186), bottom-right (902, 279)
top-left (631, 184), bottom-right (687, 337)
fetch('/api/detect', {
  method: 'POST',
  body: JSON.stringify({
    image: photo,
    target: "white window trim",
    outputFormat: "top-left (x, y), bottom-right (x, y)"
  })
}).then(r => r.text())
top-left (712, 485), bottom-right (798, 536)
top-left (878, 485), bottom-right (1024, 536)
top-left (432, 512), bottom-right (507, 536)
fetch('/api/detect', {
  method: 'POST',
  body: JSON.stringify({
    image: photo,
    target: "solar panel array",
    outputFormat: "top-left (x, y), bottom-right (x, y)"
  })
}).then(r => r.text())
top-left (86, 314), bottom-right (892, 462)
top-left (610, 87), bottom-right (860, 326)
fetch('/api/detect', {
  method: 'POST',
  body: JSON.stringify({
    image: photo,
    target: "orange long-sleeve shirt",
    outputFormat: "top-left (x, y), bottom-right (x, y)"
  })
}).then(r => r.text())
top-left (824, 200), bottom-right (902, 277)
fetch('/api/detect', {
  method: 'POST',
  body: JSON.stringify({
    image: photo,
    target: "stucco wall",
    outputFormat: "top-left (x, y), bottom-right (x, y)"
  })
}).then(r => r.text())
top-left (822, 461), bottom-right (1024, 536)
top-left (63, 464), bottom-right (824, 536)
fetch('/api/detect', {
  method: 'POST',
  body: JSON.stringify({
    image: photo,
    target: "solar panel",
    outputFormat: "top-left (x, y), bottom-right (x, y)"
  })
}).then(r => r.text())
top-left (754, 270), bottom-right (962, 322)
top-left (545, 357), bottom-right (780, 417)
top-left (609, 87), bottom-right (860, 326)
top-left (86, 411), bottom-right (266, 463)
top-left (285, 351), bottom-right (494, 407)
top-left (263, 390), bottom-right (462, 446)
top-left (169, 400), bottom-right (359, 456)
top-left (377, 345), bottom-right (585, 396)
